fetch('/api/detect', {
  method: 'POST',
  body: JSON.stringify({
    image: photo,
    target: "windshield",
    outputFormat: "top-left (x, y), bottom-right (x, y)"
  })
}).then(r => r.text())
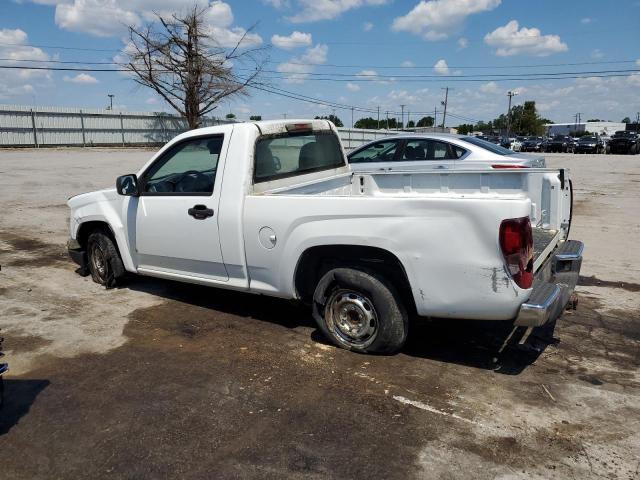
top-left (580, 137), bottom-right (597, 142)
top-left (613, 131), bottom-right (635, 138)
top-left (462, 136), bottom-right (516, 155)
top-left (254, 130), bottom-right (345, 183)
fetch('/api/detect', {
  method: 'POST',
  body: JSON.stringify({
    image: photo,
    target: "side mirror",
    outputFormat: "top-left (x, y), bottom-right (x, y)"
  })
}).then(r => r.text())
top-left (116, 174), bottom-right (139, 196)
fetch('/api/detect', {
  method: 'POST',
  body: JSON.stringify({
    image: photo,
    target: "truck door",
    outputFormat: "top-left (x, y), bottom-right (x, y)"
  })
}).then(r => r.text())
top-left (133, 134), bottom-right (229, 281)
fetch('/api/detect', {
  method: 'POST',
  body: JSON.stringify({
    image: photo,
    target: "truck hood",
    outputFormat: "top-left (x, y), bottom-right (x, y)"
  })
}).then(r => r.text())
top-left (67, 188), bottom-right (119, 209)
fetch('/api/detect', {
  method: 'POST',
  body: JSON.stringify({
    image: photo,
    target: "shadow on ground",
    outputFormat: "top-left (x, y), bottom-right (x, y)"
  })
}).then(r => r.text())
top-left (0, 379), bottom-right (50, 435)
top-left (123, 275), bottom-right (552, 375)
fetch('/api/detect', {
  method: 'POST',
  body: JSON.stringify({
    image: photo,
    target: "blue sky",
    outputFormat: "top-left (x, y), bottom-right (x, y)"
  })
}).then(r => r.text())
top-left (1, 0), bottom-right (639, 125)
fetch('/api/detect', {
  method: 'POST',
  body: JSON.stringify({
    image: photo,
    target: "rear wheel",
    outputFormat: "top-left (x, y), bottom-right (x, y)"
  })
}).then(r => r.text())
top-left (87, 230), bottom-right (125, 288)
top-left (312, 267), bottom-right (408, 354)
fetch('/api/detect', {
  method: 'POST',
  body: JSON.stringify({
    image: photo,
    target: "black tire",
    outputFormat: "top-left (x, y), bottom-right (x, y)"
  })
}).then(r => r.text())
top-left (312, 267), bottom-right (408, 354)
top-left (87, 230), bottom-right (125, 288)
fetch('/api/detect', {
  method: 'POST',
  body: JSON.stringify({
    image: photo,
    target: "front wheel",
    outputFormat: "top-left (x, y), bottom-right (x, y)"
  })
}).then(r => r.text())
top-left (87, 230), bottom-right (125, 288)
top-left (312, 267), bottom-right (408, 354)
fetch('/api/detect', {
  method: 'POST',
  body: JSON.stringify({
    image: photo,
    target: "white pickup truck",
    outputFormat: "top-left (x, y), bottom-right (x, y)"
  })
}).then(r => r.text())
top-left (67, 119), bottom-right (583, 354)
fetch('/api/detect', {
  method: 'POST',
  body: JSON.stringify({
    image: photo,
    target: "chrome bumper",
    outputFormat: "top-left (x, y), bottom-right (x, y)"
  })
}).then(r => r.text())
top-left (515, 240), bottom-right (583, 327)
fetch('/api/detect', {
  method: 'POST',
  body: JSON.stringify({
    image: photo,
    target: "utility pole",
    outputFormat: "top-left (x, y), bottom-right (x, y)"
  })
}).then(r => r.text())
top-left (407, 110), bottom-right (410, 129)
top-left (440, 87), bottom-right (449, 129)
top-left (434, 106), bottom-right (437, 131)
top-left (107, 94), bottom-right (114, 111)
top-left (283, 113), bottom-right (287, 119)
top-left (377, 106), bottom-right (380, 130)
top-left (506, 90), bottom-right (518, 138)
top-left (351, 107), bottom-right (354, 129)
top-left (385, 110), bottom-right (389, 129)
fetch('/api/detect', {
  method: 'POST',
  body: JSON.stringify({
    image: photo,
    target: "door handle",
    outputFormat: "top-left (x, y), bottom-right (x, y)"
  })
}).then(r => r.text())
top-left (188, 204), bottom-right (214, 219)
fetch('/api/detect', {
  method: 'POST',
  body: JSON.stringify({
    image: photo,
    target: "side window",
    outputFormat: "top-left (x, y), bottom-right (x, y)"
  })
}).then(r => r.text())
top-left (143, 136), bottom-right (222, 194)
top-left (402, 140), bottom-right (429, 160)
top-left (402, 140), bottom-right (465, 161)
top-left (349, 140), bottom-right (398, 163)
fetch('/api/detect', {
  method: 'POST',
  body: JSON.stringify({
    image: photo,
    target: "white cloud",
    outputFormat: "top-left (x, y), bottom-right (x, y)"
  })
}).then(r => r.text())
top-left (0, 29), bottom-right (52, 99)
top-left (401, 60), bottom-right (415, 67)
top-left (288, 0), bottom-right (389, 23)
top-left (346, 82), bottom-right (360, 91)
top-left (55, 0), bottom-right (140, 37)
top-left (49, 0), bottom-right (262, 46)
top-left (271, 31), bottom-right (312, 49)
top-left (433, 59), bottom-right (449, 75)
top-left (580, 17), bottom-right (592, 24)
top-left (457, 37), bottom-right (468, 49)
top-left (591, 49), bottom-right (604, 59)
top-left (636, 59), bottom-right (640, 67)
top-left (63, 73), bottom-right (99, 84)
top-left (262, 0), bottom-right (290, 7)
top-left (392, 0), bottom-right (500, 41)
top-left (484, 20), bottom-right (568, 57)
top-left (479, 81), bottom-right (499, 94)
top-left (355, 69), bottom-right (390, 84)
top-left (363, 21), bottom-right (374, 31)
top-left (276, 44), bottom-right (328, 83)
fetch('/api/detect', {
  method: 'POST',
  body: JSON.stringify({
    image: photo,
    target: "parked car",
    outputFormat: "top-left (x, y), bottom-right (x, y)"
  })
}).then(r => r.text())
top-left (348, 134), bottom-right (545, 171)
top-left (510, 136), bottom-right (526, 152)
top-left (574, 135), bottom-right (605, 154)
top-left (608, 130), bottom-right (640, 154)
top-left (546, 135), bottom-right (575, 153)
top-left (499, 137), bottom-right (512, 149)
top-left (521, 136), bottom-right (545, 152)
top-left (67, 119), bottom-right (582, 354)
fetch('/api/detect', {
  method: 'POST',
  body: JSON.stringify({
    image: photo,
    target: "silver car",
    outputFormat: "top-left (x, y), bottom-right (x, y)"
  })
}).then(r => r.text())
top-left (348, 134), bottom-right (545, 171)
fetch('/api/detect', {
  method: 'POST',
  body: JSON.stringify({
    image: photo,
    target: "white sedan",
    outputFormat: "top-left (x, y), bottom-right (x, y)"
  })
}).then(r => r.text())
top-left (348, 134), bottom-right (545, 171)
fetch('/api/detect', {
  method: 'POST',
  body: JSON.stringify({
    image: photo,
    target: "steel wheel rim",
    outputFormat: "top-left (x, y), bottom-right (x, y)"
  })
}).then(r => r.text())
top-left (327, 289), bottom-right (378, 348)
top-left (90, 243), bottom-right (108, 282)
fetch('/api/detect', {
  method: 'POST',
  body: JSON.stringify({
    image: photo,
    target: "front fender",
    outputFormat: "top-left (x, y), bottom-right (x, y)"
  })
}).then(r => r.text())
top-left (69, 191), bottom-right (136, 272)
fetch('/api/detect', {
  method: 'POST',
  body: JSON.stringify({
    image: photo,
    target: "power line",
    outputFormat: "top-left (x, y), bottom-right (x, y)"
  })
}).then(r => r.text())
top-left (3, 53), bottom-right (638, 71)
top-left (1, 64), bottom-right (637, 83)
top-left (263, 59), bottom-right (639, 70)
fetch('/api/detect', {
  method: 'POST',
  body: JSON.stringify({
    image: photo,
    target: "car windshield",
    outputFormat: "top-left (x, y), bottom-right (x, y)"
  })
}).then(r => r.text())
top-left (580, 137), bottom-right (597, 142)
top-left (613, 131), bottom-right (635, 138)
top-left (462, 136), bottom-right (516, 155)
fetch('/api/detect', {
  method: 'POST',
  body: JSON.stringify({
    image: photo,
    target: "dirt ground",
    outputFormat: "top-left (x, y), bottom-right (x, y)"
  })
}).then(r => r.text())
top-left (0, 148), bottom-right (639, 480)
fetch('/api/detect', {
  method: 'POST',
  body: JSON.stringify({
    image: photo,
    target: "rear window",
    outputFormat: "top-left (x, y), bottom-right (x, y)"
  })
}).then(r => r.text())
top-left (461, 136), bottom-right (516, 156)
top-left (254, 131), bottom-right (345, 183)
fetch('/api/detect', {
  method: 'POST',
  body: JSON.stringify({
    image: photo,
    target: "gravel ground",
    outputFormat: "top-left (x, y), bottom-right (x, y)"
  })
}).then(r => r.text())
top-left (0, 148), bottom-right (639, 479)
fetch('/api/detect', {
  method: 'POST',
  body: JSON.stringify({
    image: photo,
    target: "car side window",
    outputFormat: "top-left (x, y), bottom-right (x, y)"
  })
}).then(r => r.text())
top-left (402, 140), bottom-right (463, 160)
top-left (349, 140), bottom-right (398, 163)
top-left (142, 136), bottom-right (223, 195)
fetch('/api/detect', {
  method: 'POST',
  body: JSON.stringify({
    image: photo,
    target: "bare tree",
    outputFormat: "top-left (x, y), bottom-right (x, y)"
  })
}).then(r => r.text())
top-left (124, 5), bottom-right (266, 129)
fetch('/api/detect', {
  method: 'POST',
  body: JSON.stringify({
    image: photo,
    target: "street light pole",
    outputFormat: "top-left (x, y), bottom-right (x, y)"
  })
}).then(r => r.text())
top-left (506, 90), bottom-right (518, 138)
top-left (440, 87), bottom-right (449, 129)
top-left (107, 94), bottom-right (114, 111)
top-left (400, 104), bottom-right (405, 130)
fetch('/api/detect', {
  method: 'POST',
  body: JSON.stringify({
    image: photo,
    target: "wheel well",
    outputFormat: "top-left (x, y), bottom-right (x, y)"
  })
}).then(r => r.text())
top-left (76, 221), bottom-right (116, 249)
top-left (294, 245), bottom-right (416, 314)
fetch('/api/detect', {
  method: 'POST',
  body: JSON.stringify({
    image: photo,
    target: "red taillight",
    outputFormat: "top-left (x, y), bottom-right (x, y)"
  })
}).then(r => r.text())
top-left (491, 164), bottom-right (529, 169)
top-left (499, 217), bottom-right (534, 289)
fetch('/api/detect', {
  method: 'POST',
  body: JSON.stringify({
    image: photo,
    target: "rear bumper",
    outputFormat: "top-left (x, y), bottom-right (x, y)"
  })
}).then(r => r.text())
top-left (514, 240), bottom-right (583, 327)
